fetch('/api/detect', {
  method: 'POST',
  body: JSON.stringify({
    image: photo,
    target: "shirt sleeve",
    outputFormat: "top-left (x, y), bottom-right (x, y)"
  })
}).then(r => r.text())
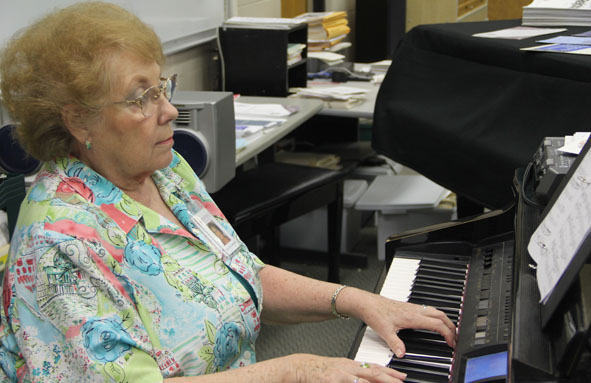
top-left (0, 229), bottom-right (165, 382)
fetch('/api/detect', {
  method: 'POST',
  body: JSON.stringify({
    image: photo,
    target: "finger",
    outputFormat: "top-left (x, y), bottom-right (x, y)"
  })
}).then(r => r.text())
top-left (363, 363), bottom-right (407, 381)
top-left (423, 306), bottom-right (456, 333)
top-left (384, 331), bottom-right (406, 359)
top-left (355, 364), bottom-right (406, 383)
top-left (418, 315), bottom-right (457, 348)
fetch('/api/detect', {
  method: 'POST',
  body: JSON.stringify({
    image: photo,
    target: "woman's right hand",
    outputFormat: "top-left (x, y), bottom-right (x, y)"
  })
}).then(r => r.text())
top-left (288, 354), bottom-right (406, 383)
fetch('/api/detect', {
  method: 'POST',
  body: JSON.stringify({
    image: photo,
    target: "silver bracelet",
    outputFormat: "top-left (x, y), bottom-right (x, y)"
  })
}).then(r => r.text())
top-left (331, 285), bottom-right (350, 320)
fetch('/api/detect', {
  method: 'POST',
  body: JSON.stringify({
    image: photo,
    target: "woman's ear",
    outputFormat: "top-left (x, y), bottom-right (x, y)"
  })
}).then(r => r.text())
top-left (61, 105), bottom-right (89, 145)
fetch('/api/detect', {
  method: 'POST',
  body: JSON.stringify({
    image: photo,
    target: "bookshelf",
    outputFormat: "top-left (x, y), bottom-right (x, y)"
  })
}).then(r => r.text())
top-left (219, 24), bottom-right (308, 97)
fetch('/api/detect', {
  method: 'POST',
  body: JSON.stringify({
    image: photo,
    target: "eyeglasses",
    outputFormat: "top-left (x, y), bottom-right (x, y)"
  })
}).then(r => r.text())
top-left (113, 74), bottom-right (177, 117)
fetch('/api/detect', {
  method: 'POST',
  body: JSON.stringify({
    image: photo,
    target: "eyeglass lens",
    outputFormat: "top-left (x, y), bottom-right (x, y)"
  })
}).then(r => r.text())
top-left (141, 76), bottom-right (176, 117)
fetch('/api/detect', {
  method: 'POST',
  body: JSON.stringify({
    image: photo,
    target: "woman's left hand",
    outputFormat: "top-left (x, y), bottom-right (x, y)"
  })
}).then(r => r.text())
top-left (342, 289), bottom-right (457, 358)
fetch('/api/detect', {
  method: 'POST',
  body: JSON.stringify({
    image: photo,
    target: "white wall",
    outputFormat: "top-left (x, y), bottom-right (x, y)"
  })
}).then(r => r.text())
top-left (164, 0), bottom-right (357, 92)
top-left (235, 0), bottom-right (281, 17)
top-left (164, 0), bottom-right (282, 91)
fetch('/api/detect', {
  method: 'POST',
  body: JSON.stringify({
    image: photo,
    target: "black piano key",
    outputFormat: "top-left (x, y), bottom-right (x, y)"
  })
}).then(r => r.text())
top-left (391, 356), bottom-right (450, 370)
top-left (387, 363), bottom-right (449, 383)
top-left (398, 329), bottom-right (447, 344)
top-left (401, 339), bottom-right (454, 358)
top-left (411, 285), bottom-right (463, 300)
top-left (413, 282), bottom-right (464, 297)
top-left (389, 359), bottom-right (450, 377)
top-left (404, 352), bottom-right (453, 365)
top-left (417, 263), bottom-right (468, 276)
top-left (417, 265), bottom-right (466, 280)
top-left (413, 271), bottom-right (465, 284)
top-left (420, 258), bottom-right (469, 269)
top-left (409, 292), bottom-right (462, 307)
top-left (414, 276), bottom-right (465, 290)
top-left (408, 298), bottom-right (460, 316)
top-left (401, 337), bottom-right (454, 355)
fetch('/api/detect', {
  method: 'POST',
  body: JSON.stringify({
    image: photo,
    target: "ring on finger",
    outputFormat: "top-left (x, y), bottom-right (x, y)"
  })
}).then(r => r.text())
top-left (353, 378), bottom-right (360, 383)
top-left (422, 304), bottom-right (427, 310)
top-left (360, 362), bottom-right (370, 368)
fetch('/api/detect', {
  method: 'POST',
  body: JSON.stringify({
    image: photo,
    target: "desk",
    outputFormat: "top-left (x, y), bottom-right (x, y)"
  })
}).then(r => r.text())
top-left (373, 19), bottom-right (591, 209)
top-left (235, 97), bottom-right (323, 167)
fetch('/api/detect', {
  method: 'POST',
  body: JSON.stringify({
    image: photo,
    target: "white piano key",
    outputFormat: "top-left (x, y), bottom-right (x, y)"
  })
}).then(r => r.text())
top-left (354, 326), bottom-right (393, 367)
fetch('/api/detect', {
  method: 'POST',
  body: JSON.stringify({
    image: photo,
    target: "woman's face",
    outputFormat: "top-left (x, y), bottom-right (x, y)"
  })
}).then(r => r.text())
top-left (86, 51), bottom-right (178, 184)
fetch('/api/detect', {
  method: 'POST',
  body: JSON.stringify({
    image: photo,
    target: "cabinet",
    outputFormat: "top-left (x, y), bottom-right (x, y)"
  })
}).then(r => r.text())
top-left (219, 24), bottom-right (308, 97)
top-left (406, 0), bottom-right (488, 31)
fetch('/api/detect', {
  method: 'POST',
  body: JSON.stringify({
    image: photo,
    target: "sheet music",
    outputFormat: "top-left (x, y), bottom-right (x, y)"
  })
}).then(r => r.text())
top-left (527, 148), bottom-right (591, 303)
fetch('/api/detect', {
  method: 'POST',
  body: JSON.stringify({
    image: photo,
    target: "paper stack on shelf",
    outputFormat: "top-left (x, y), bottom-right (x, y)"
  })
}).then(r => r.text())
top-left (292, 11), bottom-right (351, 51)
top-left (523, 0), bottom-right (591, 26)
top-left (287, 43), bottom-right (306, 66)
top-left (289, 85), bottom-right (368, 109)
top-left (223, 16), bottom-right (305, 29)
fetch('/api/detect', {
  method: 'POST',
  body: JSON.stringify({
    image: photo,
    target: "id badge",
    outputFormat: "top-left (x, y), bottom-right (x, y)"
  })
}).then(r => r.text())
top-left (187, 200), bottom-right (240, 256)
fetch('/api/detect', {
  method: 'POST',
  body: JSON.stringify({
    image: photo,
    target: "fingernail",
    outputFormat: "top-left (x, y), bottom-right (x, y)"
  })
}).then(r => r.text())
top-left (395, 348), bottom-right (404, 358)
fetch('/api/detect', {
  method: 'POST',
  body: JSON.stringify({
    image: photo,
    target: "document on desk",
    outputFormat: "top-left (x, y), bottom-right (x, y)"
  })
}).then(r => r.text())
top-left (521, 43), bottom-right (591, 54)
top-left (472, 26), bottom-right (566, 40)
top-left (234, 102), bottom-right (296, 118)
top-left (527, 146), bottom-right (591, 303)
top-left (290, 85), bottom-right (368, 109)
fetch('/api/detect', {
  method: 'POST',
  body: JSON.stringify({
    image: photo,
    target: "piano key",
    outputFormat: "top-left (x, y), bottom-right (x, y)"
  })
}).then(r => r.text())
top-left (389, 360), bottom-right (450, 377)
top-left (409, 292), bottom-right (462, 307)
top-left (412, 283), bottom-right (464, 297)
top-left (353, 327), bottom-right (392, 366)
top-left (404, 352), bottom-right (453, 365)
top-left (388, 365), bottom-right (449, 383)
top-left (420, 258), bottom-right (469, 269)
top-left (402, 340), bottom-right (454, 358)
top-left (417, 265), bottom-right (467, 278)
top-left (398, 329), bottom-right (449, 344)
top-left (389, 356), bottom-right (450, 370)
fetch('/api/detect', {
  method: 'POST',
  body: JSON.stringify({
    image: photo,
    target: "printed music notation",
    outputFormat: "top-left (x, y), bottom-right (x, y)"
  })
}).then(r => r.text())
top-left (527, 148), bottom-right (591, 303)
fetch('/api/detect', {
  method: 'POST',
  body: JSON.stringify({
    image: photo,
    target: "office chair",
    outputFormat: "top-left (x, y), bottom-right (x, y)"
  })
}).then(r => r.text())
top-left (0, 125), bottom-right (37, 240)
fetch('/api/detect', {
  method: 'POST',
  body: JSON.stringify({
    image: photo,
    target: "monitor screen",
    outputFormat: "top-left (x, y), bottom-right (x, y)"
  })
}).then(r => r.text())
top-left (464, 351), bottom-right (508, 383)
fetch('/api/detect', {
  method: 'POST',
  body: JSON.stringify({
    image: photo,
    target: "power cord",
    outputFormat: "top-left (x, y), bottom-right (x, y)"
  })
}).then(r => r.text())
top-left (522, 161), bottom-right (546, 209)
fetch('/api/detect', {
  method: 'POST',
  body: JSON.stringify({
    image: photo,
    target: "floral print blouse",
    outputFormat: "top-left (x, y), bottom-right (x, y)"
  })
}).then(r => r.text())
top-left (0, 151), bottom-right (264, 382)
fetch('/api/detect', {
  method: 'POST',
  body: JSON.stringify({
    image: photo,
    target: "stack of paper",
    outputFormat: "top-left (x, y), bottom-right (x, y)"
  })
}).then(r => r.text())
top-left (223, 16), bottom-right (304, 29)
top-left (233, 102), bottom-right (294, 152)
top-left (287, 43), bottom-right (306, 66)
top-left (292, 11), bottom-right (351, 51)
top-left (290, 85), bottom-right (368, 109)
top-left (308, 51), bottom-right (345, 66)
top-left (523, 0), bottom-right (591, 26)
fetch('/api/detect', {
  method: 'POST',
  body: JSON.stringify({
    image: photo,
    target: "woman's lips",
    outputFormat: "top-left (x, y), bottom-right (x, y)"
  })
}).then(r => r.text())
top-left (157, 136), bottom-right (174, 145)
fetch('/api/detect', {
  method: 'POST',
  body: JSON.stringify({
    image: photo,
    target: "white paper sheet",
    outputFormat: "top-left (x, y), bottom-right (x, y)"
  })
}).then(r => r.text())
top-left (473, 26), bottom-right (566, 39)
top-left (527, 147), bottom-right (591, 302)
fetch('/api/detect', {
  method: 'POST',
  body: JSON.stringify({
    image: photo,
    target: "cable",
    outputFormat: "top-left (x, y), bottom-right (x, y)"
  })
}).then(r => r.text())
top-left (216, 26), bottom-right (226, 92)
top-left (521, 161), bottom-right (546, 209)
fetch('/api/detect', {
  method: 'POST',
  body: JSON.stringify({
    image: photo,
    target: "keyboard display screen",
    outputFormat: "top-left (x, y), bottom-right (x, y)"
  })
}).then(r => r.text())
top-left (464, 351), bottom-right (507, 383)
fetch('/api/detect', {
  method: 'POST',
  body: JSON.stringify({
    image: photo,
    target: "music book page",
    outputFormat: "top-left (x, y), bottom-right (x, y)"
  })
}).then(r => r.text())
top-left (527, 149), bottom-right (591, 303)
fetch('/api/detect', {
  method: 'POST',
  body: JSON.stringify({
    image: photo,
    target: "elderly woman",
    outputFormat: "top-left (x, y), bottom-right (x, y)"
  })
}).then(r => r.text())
top-left (0, 2), bottom-right (455, 382)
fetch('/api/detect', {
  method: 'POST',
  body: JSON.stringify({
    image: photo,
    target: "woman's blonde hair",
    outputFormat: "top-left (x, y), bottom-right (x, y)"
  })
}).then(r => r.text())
top-left (0, 1), bottom-right (165, 161)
